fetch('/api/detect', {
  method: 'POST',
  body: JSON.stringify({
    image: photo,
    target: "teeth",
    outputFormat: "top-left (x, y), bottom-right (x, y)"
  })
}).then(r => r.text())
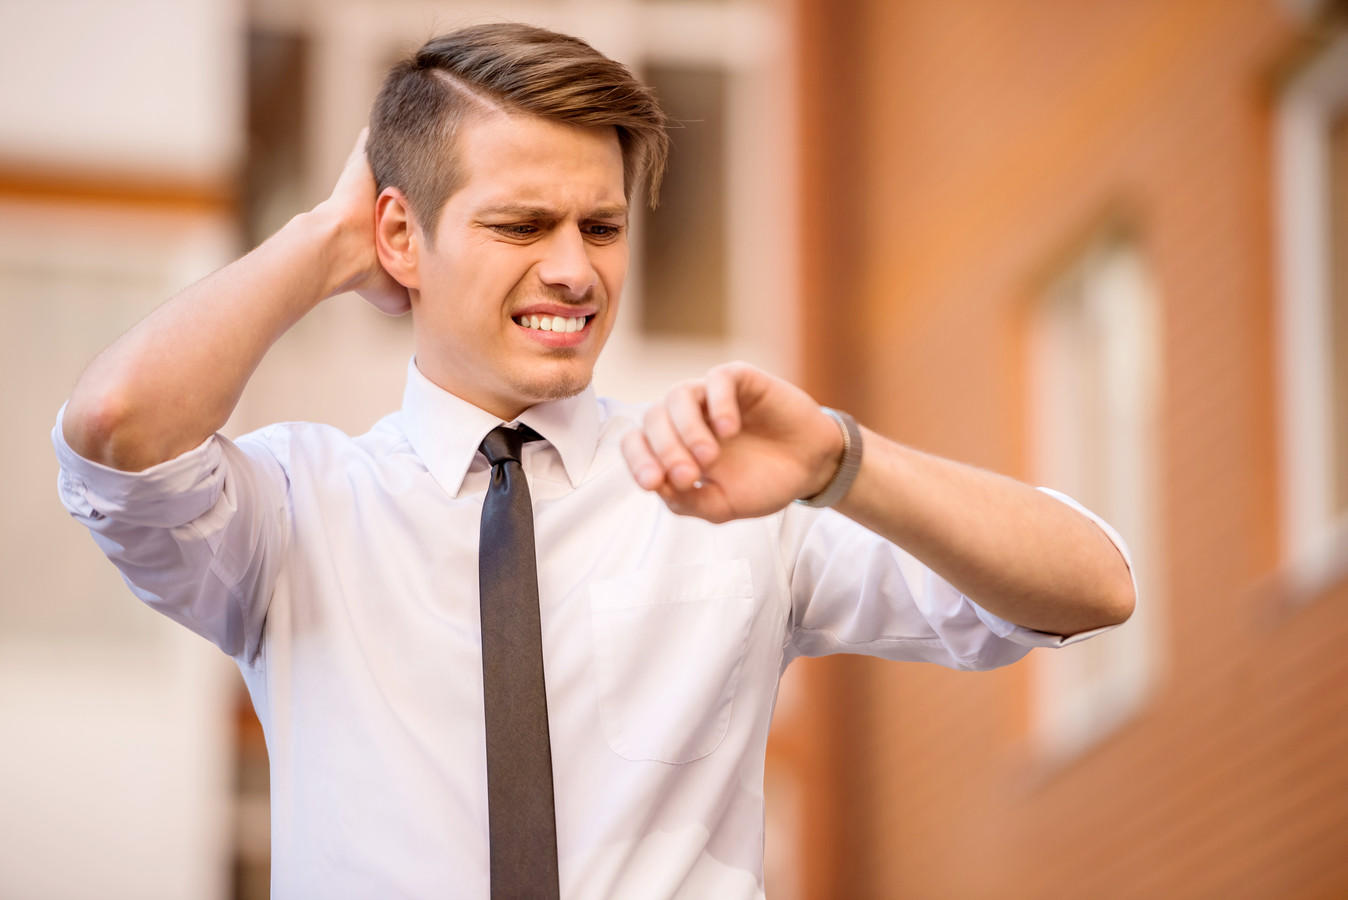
top-left (516, 315), bottom-right (585, 333)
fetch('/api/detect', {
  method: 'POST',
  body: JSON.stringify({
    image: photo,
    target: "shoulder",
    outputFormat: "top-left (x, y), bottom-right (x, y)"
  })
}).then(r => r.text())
top-left (235, 412), bottom-right (411, 470)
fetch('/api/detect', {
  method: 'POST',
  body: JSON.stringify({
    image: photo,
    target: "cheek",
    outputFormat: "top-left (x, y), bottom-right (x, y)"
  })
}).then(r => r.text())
top-left (461, 252), bottom-right (536, 299)
top-left (599, 248), bottom-right (630, 294)
top-left (418, 259), bottom-right (515, 321)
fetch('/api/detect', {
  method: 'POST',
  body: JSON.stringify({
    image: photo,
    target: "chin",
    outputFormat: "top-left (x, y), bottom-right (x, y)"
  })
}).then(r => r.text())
top-left (514, 369), bottom-right (593, 406)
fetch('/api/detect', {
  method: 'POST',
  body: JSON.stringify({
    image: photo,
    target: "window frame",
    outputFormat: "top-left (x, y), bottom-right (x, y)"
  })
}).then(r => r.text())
top-left (1273, 30), bottom-right (1348, 592)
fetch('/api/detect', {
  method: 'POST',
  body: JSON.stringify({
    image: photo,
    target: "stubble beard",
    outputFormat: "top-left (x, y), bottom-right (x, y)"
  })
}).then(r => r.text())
top-left (509, 347), bottom-right (595, 406)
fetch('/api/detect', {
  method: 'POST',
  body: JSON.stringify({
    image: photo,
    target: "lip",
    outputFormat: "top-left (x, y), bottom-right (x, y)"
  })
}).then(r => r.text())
top-left (511, 303), bottom-right (599, 319)
top-left (512, 310), bottom-right (595, 348)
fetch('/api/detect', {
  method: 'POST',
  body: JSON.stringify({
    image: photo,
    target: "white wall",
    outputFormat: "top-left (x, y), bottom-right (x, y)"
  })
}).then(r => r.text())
top-left (0, 0), bottom-right (243, 180)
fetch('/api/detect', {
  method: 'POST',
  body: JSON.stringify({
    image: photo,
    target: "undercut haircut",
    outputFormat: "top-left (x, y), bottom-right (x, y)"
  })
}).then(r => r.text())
top-left (367, 23), bottom-right (670, 239)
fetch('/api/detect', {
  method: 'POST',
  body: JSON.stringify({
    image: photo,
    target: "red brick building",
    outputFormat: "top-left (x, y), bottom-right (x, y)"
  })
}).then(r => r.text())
top-left (773, 0), bottom-right (1348, 897)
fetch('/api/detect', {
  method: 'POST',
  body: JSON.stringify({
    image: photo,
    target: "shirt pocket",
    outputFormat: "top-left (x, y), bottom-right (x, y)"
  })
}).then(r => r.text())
top-left (588, 559), bottom-right (754, 764)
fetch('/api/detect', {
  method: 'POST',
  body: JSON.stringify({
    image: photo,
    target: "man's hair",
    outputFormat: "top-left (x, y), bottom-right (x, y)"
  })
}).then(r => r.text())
top-left (367, 22), bottom-right (670, 238)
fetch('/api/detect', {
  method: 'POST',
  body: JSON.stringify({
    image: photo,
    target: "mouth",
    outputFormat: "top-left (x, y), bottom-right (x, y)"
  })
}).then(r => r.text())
top-left (513, 313), bottom-right (592, 334)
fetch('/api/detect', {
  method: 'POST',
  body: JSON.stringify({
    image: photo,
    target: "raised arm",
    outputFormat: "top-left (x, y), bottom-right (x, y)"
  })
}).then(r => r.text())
top-left (620, 361), bottom-right (1136, 637)
top-left (62, 131), bottom-right (410, 472)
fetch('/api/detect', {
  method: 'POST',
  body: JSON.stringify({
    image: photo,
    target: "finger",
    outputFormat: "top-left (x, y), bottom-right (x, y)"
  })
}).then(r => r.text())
top-left (666, 381), bottom-right (720, 466)
top-left (339, 129), bottom-right (372, 180)
top-left (653, 480), bottom-right (733, 525)
top-left (332, 135), bottom-right (378, 206)
top-left (642, 403), bottom-right (703, 491)
top-left (621, 429), bottom-right (666, 491)
top-left (704, 364), bottom-right (744, 439)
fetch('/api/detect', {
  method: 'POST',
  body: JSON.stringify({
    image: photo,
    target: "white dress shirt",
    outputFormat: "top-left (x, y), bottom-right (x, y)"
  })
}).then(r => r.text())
top-left (53, 360), bottom-right (1126, 900)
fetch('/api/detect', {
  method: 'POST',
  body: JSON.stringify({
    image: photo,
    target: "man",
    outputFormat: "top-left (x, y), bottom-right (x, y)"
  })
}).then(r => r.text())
top-left (54, 23), bottom-right (1134, 900)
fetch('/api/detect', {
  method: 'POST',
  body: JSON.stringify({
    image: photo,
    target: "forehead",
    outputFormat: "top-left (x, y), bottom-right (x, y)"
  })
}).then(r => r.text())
top-left (452, 112), bottom-right (626, 211)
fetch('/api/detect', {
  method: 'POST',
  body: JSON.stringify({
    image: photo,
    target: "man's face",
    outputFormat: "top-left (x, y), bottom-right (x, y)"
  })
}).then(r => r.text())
top-left (407, 112), bottom-right (629, 420)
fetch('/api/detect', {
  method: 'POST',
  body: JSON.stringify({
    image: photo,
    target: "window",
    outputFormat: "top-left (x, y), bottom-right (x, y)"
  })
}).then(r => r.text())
top-left (1274, 30), bottom-right (1348, 585)
top-left (0, 202), bottom-right (233, 646)
top-left (1028, 235), bottom-right (1163, 763)
top-left (1331, 108), bottom-right (1348, 516)
top-left (638, 63), bottom-right (730, 339)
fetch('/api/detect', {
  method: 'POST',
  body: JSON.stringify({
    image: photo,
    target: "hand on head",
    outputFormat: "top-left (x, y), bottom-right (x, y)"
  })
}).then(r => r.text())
top-left (621, 362), bottom-right (845, 523)
top-left (319, 129), bottom-right (413, 316)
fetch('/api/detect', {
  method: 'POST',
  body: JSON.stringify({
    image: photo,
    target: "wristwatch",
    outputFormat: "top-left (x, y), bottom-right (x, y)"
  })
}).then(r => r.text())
top-left (795, 407), bottom-right (863, 508)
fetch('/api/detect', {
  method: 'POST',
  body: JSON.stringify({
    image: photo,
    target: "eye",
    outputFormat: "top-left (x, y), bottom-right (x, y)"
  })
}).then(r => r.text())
top-left (583, 223), bottom-right (624, 242)
top-left (491, 223), bottom-right (539, 238)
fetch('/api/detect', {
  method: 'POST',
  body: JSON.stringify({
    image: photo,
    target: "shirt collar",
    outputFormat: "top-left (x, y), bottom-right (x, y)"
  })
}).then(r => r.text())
top-left (400, 358), bottom-right (600, 497)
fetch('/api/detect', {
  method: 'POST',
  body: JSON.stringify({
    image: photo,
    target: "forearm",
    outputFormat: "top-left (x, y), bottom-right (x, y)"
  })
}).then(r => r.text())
top-left (623, 364), bottom-right (1135, 637)
top-left (63, 209), bottom-right (353, 471)
top-left (833, 429), bottom-right (1136, 636)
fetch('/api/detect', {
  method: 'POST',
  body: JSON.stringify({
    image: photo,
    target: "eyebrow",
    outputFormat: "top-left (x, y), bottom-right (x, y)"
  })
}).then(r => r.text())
top-left (476, 204), bottom-right (629, 220)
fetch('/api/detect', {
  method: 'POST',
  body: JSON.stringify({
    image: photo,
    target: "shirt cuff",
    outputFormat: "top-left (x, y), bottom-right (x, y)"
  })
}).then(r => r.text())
top-left (970, 486), bottom-right (1137, 649)
top-left (52, 403), bottom-right (226, 527)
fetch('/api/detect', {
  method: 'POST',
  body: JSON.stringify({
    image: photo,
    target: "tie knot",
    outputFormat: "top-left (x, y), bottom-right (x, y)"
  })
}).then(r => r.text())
top-left (479, 425), bottom-right (541, 467)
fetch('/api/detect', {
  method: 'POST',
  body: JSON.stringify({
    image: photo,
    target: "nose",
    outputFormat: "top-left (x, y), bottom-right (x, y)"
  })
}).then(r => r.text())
top-left (536, 229), bottom-right (599, 299)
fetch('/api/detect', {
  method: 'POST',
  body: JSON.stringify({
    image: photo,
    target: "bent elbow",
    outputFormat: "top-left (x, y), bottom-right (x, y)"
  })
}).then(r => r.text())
top-left (64, 390), bottom-right (123, 459)
top-left (62, 388), bottom-right (160, 472)
top-left (1098, 557), bottom-right (1138, 628)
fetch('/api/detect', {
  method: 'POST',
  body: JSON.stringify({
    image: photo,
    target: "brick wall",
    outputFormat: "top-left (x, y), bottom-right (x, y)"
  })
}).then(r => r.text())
top-left (786, 0), bottom-right (1348, 896)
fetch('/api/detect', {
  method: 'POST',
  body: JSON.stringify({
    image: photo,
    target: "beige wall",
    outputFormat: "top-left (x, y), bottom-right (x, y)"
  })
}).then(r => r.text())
top-left (0, 0), bottom-right (244, 891)
top-left (2, 0), bottom-right (800, 896)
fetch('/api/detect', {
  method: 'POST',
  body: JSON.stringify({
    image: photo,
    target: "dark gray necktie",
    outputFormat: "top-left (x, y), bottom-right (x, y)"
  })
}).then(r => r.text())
top-left (477, 425), bottom-right (561, 899)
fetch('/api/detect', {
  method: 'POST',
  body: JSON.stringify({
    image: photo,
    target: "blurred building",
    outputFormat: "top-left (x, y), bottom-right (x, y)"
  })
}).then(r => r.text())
top-left (0, 2), bottom-right (244, 897)
top-left (1, 0), bottom-right (796, 897)
top-left (785, 0), bottom-right (1348, 896)
top-left (2, 0), bottom-right (1346, 898)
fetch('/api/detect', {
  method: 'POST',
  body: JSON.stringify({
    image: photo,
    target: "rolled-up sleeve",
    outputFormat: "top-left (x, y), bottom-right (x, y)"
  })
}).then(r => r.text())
top-left (52, 405), bottom-right (289, 663)
top-left (969, 487), bottom-right (1135, 651)
top-left (781, 487), bottom-right (1133, 670)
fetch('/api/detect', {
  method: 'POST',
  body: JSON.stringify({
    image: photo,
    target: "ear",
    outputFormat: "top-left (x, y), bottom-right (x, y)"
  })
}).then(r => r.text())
top-left (374, 187), bottom-right (422, 289)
